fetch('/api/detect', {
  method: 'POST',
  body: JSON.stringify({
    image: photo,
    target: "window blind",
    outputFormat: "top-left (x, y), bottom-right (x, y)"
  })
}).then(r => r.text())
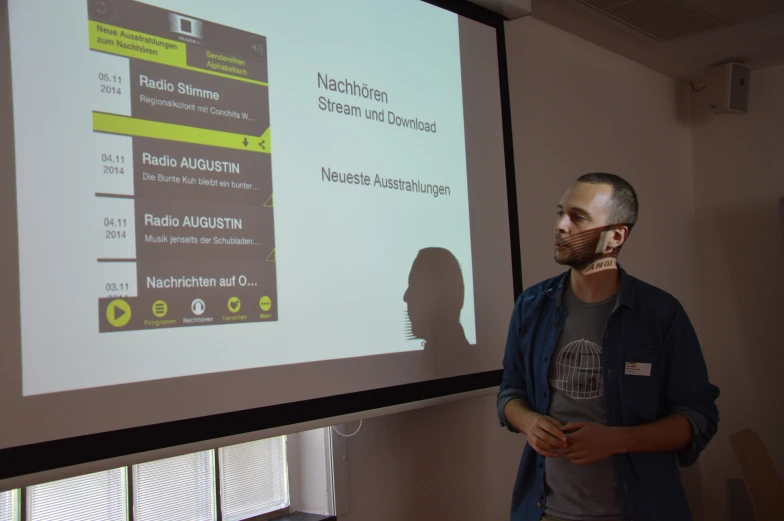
top-left (219, 436), bottom-right (289, 521)
top-left (0, 490), bottom-right (17, 521)
top-left (26, 469), bottom-right (126, 521)
top-left (133, 450), bottom-right (215, 521)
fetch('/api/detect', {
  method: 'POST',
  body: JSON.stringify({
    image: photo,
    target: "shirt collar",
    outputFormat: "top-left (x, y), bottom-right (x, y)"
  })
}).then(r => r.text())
top-left (546, 264), bottom-right (636, 310)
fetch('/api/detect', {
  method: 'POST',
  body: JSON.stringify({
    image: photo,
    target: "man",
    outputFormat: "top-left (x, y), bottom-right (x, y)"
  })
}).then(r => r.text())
top-left (497, 173), bottom-right (719, 521)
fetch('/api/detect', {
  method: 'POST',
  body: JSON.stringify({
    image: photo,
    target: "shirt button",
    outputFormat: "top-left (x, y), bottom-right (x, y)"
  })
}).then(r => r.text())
top-left (555, 322), bottom-right (560, 327)
top-left (536, 502), bottom-right (543, 508)
top-left (543, 356), bottom-right (549, 362)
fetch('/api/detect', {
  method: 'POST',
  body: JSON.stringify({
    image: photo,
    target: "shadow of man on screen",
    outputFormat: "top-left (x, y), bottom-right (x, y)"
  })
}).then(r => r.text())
top-left (403, 247), bottom-right (475, 379)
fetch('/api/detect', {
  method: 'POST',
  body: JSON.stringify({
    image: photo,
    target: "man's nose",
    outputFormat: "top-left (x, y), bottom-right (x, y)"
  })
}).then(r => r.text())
top-left (555, 215), bottom-right (570, 235)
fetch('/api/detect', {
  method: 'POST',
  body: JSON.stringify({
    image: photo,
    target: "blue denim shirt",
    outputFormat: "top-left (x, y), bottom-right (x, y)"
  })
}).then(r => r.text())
top-left (497, 267), bottom-right (719, 521)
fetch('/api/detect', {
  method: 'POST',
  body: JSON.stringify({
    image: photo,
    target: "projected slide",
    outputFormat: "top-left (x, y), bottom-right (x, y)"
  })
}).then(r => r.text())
top-left (87, 0), bottom-right (277, 332)
top-left (10, 0), bottom-right (477, 394)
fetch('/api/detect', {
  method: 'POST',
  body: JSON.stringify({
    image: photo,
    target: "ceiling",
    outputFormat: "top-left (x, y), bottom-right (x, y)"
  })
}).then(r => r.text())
top-left (526, 0), bottom-right (784, 81)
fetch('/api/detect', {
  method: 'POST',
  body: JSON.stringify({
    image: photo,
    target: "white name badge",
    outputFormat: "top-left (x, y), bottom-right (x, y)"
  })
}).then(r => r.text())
top-left (625, 362), bottom-right (652, 376)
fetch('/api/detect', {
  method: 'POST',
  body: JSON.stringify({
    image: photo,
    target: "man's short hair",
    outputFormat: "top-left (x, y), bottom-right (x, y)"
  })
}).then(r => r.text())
top-left (577, 172), bottom-right (639, 227)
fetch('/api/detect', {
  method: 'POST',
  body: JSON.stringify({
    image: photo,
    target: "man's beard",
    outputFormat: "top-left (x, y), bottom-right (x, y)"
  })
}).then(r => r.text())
top-left (554, 225), bottom-right (620, 270)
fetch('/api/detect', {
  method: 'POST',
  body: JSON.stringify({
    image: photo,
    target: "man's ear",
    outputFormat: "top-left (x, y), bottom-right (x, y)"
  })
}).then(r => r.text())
top-left (606, 226), bottom-right (629, 252)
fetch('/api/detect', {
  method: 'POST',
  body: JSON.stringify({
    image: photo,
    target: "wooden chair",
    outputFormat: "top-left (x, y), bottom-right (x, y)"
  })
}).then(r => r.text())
top-left (729, 428), bottom-right (784, 521)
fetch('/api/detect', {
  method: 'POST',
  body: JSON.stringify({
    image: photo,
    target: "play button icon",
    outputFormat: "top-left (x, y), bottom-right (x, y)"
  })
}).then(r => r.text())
top-left (106, 299), bottom-right (132, 328)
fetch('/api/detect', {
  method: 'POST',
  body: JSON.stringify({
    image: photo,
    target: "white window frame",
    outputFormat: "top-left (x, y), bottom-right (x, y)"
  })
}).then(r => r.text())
top-left (217, 435), bottom-right (290, 521)
top-left (0, 489), bottom-right (20, 521)
top-left (131, 450), bottom-right (217, 521)
top-left (8, 428), bottom-right (336, 521)
top-left (24, 468), bottom-right (127, 521)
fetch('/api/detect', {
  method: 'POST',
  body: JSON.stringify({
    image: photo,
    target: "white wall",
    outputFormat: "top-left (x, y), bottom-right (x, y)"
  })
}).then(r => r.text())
top-left (689, 63), bottom-right (784, 521)
top-left (338, 394), bottom-right (521, 521)
top-left (338, 16), bottom-right (706, 521)
top-left (507, 20), bottom-right (698, 309)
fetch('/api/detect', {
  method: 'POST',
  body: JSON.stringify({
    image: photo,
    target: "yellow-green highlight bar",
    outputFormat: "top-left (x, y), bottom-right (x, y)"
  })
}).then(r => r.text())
top-left (93, 112), bottom-right (271, 154)
top-left (89, 21), bottom-right (268, 87)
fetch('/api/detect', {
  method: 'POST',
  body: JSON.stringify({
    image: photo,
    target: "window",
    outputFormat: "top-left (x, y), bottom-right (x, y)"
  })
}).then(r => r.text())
top-left (1, 490), bottom-right (18, 521)
top-left (133, 451), bottom-right (216, 521)
top-left (219, 437), bottom-right (289, 521)
top-left (11, 433), bottom-right (307, 521)
top-left (26, 469), bottom-right (126, 521)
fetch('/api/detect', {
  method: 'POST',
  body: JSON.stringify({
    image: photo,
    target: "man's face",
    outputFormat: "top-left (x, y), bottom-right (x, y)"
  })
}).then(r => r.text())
top-left (554, 182), bottom-right (613, 266)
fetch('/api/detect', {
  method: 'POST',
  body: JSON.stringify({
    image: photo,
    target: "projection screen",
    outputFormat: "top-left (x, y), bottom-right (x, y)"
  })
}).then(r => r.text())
top-left (0, 0), bottom-right (520, 485)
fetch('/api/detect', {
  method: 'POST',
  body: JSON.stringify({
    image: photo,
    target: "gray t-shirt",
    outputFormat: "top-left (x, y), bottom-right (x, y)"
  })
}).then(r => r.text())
top-left (544, 284), bottom-right (623, 521)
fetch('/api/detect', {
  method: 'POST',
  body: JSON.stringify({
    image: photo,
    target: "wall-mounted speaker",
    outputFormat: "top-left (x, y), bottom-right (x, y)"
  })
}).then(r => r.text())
top-left (705, 62), bottom-right (751, 115)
